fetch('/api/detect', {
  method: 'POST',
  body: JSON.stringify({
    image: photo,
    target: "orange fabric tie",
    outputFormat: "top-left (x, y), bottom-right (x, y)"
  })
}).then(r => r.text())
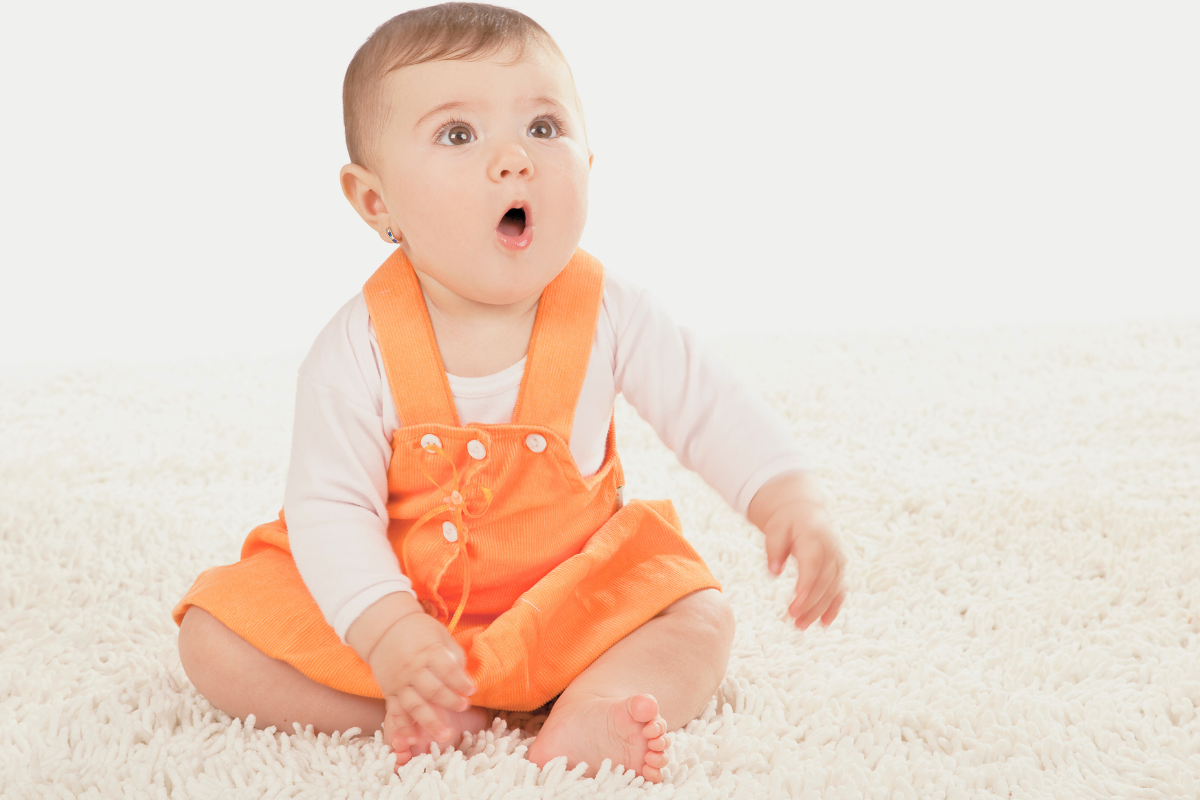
top-left (403, 442), bottom-right (494, 632)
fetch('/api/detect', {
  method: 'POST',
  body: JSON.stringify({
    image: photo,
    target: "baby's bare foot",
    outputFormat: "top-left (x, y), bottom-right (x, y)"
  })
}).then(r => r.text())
top-left (386, 705), bottom-right (491, 769)
top-left (527, 693), bottom-right (671, 783)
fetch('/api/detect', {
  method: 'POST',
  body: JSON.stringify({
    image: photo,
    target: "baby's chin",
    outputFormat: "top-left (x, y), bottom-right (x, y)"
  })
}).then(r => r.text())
top-left (417, 237), bottom-right (579, 306)
top-left (459, 266), bottom-right (568, 307)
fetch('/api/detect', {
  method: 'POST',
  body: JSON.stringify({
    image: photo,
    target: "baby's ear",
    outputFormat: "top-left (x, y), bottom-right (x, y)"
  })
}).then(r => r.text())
top-left (339, 163), bottom-right (389, 228)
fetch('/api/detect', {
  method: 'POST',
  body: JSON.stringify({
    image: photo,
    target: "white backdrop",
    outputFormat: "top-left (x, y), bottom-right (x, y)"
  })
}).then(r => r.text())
top-left (1, 1), bottom-right (1197, 366)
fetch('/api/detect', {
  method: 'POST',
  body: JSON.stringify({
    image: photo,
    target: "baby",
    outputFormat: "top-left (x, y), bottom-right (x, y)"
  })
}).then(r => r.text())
top-left (174, 2), bottom-right (846, 783)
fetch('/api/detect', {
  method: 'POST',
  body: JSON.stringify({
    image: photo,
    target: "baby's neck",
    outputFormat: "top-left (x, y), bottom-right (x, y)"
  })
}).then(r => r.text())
top-left (416, 271), bottom-right (541, 379)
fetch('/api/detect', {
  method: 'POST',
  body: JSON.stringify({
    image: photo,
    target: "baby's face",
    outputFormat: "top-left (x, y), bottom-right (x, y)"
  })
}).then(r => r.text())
top-left (376, 46), bottom-right (591, 307)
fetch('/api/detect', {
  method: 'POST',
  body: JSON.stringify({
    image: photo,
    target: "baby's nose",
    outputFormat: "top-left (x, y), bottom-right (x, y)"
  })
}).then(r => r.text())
top-left (488, 141), bottom-right (533, 181)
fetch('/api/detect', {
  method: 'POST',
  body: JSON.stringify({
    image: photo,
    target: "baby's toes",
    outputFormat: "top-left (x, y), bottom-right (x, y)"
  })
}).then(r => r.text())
top-left (643, 763), bottom-right (663, 783)
top-left (392, 749), bottom-right (415, 770)
top-left (641, 715), bottom-right (667, 741)
top-left (647, 732), bottom-right (670, 751)
top-left (384, 709), bottom-right (417, 749)
top-left (644, 749), bottom-right (669, 769)
top-left (388, 723), bottom-right (417, 753)
top-left (628, 694), bottom-right (660, 725)
top-left (382, 721), bottom-right (399, 750)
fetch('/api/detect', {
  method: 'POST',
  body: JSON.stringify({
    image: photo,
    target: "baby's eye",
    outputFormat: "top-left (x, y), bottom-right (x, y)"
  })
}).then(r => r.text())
top-left (436, 122), bottom-right (475, 146)
top-left (528, 116), bottom-right (561, 139)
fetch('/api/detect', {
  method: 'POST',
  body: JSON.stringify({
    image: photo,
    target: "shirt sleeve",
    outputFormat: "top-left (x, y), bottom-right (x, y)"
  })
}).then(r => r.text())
top-left (283, 293), bottom-right (417, 646)
top-left (606, 271), bottom-right (808, 516)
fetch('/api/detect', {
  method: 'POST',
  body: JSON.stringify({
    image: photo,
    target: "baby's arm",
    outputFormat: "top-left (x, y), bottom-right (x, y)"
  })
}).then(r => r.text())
top-left (608, 273), bottom-right (845, 625)
top-left (608, 274), bottom-right (807, 514)
top-left (283, 295), bottom-right (472, 741)
top-left (285, 296), bottom-right (414, 644)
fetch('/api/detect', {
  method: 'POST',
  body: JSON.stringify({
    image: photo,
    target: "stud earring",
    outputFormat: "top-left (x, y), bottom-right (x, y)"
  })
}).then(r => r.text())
top-left (386, 228), bottom-right (401, 244)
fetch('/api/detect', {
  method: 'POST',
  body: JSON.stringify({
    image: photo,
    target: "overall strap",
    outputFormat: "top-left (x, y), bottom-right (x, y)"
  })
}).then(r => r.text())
top-left (512, 248), bottom-right (605, 443)
top-left (362, 248), bottom-right (460, 428)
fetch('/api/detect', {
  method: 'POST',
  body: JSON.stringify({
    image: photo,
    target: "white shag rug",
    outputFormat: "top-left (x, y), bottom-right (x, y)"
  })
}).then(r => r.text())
top-left (2, 321), bottom-right (1199, 800)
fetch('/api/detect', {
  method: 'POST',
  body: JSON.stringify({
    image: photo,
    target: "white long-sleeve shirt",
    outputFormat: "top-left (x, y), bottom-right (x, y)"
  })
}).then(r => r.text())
top-left (284, 268), bottom-right (806, 644)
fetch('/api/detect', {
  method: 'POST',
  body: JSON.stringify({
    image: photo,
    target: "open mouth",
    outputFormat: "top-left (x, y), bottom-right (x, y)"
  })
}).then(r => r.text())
top-left (497, 206), bottom-right (527, 236)
top-left (495, 204), bottom-right (532, 249)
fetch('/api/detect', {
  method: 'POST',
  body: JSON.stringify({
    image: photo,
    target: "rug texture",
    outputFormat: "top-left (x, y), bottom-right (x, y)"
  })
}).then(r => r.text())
top-left (2, 321), bottom-right (1198, 799)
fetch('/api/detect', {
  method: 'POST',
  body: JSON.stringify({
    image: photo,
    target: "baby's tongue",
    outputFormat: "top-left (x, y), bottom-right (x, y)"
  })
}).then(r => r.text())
top-left (497, 207), bottom-right (526, 236)
top-left (498, 217), bottom-right (523, 236)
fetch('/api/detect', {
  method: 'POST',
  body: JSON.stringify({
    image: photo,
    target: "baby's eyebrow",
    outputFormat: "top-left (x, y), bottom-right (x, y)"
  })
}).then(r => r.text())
top-left (528, 96), bottom-right (568, 113)
top-left (414, 101), bottom-right (469, 131)
top-left (413, 96), bottom-right (570, 131)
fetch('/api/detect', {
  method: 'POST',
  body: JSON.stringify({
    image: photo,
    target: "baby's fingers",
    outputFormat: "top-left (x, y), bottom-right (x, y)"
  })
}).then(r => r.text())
top-left (792, 556), bottom-right (839, 627)
top-left (820, 591), bottom-right (846, 626)
top-left (399, 686), bottom-right (454, 742)
top-left (788, 535), bottom-right (828, 608)
top-left (383, 698), bottom-right (419, 751)
top-left (428, 640), bottom-right (476, 698)
top-left (412, 667), bottom-right (472, 712)
top-left (763, 521), bottom-right (794, 576)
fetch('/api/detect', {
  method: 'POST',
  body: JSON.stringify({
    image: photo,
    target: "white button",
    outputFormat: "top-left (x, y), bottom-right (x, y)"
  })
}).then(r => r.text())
top-left (525, 433), bottom-right (546, 453)
top-left (420, 434), bottom-right (442, 450)
top-left (467, 439), bottom-right (486, 460)
top-left (442, 521), bottom-right (458, 542)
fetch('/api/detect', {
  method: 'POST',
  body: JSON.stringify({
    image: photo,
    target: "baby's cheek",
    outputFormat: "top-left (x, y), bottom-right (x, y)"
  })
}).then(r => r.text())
top-left (394, 163), bottom-right (476, 232)
top-left (546, 160), bottom-right (590, 238)
top-left (407, 192), bottom-right (494, 270)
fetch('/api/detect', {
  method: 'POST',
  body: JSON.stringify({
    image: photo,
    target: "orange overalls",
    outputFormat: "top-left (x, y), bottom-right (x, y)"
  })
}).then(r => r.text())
top-left (172, 246), bottom-right (721, 711)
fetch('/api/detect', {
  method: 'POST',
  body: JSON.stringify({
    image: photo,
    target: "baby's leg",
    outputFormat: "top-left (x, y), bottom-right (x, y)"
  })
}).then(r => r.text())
top-left (526, 588), bottom-right (735, 783)
top-left (177, 607), bottom-right (489, 765)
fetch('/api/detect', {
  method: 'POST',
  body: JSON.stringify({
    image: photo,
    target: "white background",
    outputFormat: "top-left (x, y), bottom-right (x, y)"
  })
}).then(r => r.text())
top-left (1, 1), bottom-right (1197, 367)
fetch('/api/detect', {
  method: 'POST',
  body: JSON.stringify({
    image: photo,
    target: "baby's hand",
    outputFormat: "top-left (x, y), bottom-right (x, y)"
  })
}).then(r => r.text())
top-left (367, 609), bottom-right (476, 747)
top-left (747, 472), bottom-right (847, 629)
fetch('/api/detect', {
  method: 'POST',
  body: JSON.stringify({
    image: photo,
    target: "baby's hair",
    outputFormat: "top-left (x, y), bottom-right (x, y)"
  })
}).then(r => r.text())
top-left (343, 2), bottom-right (569, 172)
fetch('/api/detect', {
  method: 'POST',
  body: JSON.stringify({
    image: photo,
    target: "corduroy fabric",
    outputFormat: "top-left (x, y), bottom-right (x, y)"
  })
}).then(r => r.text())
top-left (172, 247), bottom-right (721, 711)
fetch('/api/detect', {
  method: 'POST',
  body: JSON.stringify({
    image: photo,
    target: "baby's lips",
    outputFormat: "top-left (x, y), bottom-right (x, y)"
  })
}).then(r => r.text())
top-left (494, 200), bottom-right (533, 249)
